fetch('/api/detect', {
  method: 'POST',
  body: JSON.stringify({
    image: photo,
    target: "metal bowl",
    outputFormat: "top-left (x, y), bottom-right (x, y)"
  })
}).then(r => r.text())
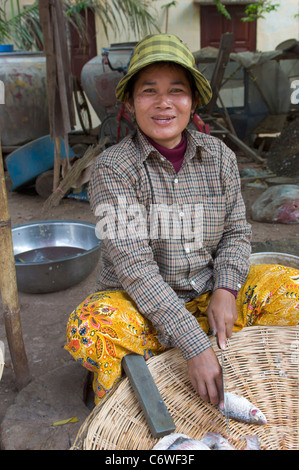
top-left (12, 220), bottom-right (101, 294)
top-left (250, 252), bottom-right (299, 269)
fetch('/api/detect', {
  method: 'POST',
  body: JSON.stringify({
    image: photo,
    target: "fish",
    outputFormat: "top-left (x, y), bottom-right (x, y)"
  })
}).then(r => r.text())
top-left (167, 437), bottom-right (211, 450)
top-left (153, 433), bottom-right (210, 450)
top-left (152, 433), bottom-right (189, 449)
top-left (241, 435), bottom-right (261, 450)
top-left (200, 432), bottom-right (236, 450)
top-left (218, 392), bottom-right (267, 425)
top-left (153, 431), bottom-right (262, 451)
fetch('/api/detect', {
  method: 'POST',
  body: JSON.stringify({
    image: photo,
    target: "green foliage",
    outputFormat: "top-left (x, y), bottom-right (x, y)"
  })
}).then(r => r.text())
top-left (213, 0), bottom-right (231, 20)
top-left (242, 1), bottom-right (280, 22)
top-left (161, 1), bottom-right (177, 9)
top-left (213, 0), bottom-right (280, 22)
top-left (0, 0), bottom-right (42, 49)
top-left (0, 0), bottom-right (159, 50)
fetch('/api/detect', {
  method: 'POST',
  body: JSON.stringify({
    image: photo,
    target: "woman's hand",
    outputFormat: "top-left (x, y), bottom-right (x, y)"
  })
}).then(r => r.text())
top-left (207, 289), bottom-right (238, 350)
top-left (187, 347), bottom-right (224, 408)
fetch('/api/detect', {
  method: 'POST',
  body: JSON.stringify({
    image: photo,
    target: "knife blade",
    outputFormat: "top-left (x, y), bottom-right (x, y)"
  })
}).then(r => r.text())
top-left (220, 347), bottom-right (230, 437)
top-left (214, 332), bottom-right (230, 437)
top-left (122, 354), bottom-right (176, 438)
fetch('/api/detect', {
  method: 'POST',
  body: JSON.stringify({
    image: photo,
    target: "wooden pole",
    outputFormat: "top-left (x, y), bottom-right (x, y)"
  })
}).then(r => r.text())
top-left (53, 136), bottom-right (61, 191)
top-left (0, 137), bottom-right (31, 390)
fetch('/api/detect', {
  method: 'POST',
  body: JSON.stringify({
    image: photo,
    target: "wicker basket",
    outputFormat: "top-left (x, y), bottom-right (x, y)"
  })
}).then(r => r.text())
top-left (74, 326), bottom-right (299, 450)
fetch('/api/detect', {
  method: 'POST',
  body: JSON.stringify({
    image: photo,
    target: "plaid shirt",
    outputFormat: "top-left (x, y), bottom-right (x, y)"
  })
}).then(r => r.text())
top-left (89, 128), bottom-right (252, 359)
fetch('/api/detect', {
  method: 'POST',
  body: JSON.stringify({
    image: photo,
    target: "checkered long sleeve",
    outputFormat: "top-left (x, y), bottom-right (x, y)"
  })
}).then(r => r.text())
top-left (88, 129), bottom-right (251, 359)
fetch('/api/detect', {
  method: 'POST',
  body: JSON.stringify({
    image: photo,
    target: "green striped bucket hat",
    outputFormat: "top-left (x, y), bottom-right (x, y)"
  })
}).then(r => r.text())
top-left (115, 33), bottom-right (212, 108)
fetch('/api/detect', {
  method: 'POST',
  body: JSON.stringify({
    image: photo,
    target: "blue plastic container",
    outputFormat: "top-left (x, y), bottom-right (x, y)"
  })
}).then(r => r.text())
top-left (6, 135), bottom-right (75, 190)
top-left (0, 45), bottom-right (14, 52)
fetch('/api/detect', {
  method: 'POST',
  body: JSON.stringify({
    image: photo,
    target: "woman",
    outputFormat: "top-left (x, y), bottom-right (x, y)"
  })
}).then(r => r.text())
top-left (65, 34), bottom-right (299, 407)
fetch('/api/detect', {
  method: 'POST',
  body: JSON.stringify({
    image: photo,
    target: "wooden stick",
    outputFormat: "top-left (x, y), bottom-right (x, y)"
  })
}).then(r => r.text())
top-left (216, 91), bottom-right (238, 137)
top-left (53, 136), bottom-right (61, 191)
top-left (0, 137), bottom-right (31, 390)
top-left (41, 140), bottom-right (107, 214)
top-left (212, 120), bottom-right (265, 163)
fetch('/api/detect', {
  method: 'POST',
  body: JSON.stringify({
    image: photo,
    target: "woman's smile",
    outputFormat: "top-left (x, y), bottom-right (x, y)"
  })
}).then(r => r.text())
top-left (152, 115), bottom-right (176, 124)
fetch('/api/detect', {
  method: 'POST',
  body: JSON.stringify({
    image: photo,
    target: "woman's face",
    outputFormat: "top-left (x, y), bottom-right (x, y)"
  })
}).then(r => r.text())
top-left (126, 63), bottom-right (197, 149)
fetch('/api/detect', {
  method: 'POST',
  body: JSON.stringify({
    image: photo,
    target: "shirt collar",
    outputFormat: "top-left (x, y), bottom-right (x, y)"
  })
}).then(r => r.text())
top-left (135, 127), bottom-right (206, 167)
top-left (135, 128), bottom-right (158, 166)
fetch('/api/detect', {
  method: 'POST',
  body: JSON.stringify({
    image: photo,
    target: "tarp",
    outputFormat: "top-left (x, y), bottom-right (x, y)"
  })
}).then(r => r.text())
top-left (230, 50), bottom-right (281, 68)
top-left (194, 47), bottom-right (295, 136)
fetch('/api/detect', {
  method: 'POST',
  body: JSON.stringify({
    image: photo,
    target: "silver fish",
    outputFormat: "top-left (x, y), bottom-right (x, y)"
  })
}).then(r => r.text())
top-left (200, 432), bottom-right (236, 450)
top-left (168, 437), bottom-right (211, 450)
top-left (218, 392), bottom-right (267, 425)
top-left (153, 433), bottom-right (190, 450)
top-left (241, 435), bottom-right (261, 450)
top-left (153, 433), bottom-right (210, 450)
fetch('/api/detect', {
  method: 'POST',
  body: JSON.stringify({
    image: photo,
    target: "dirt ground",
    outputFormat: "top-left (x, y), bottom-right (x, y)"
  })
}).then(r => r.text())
top-left (0, 153), bottom-right (298, 447)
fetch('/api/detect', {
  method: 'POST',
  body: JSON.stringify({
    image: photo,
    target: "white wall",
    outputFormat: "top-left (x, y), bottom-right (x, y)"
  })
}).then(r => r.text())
top-left (95, 0), bottom-right (201, 54)
top-left (15, 0), bottom-right (299, 54)
top-left (155, 0), bottom-right (201, 52)
top-left (257, 0), bottom-right (299, 51)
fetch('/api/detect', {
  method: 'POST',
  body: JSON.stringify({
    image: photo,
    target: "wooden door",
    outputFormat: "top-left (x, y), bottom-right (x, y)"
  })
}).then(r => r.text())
top-left (200, 5), bottom-right (256, 52)
top-left (69, 9), bottom-right (97, 83)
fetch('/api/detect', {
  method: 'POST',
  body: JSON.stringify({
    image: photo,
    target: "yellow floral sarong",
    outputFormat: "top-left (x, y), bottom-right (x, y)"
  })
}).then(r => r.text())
top-left (65, 264), bottom-right (299, 405)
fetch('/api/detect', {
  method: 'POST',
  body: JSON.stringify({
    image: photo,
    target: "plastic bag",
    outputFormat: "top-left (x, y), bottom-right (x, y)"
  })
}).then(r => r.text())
top-left (251, 185), bottom-right (299, 224)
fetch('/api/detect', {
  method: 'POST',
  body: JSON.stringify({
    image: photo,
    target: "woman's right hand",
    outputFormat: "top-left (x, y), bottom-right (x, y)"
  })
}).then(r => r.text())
top-left (187, 347), bottom-right (224, 409)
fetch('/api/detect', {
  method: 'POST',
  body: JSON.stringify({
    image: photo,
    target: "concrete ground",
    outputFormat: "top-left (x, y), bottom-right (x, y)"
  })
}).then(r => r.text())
top-left (0, 157), bottom-right (298, 450)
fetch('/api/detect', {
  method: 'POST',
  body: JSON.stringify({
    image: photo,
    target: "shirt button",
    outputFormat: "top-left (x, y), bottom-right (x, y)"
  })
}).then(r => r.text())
top-left (174, 178), bottom-right (179, 184)
top-left (190, 280), bottom-right (195, 286)
top-left (179, 211), bottom-right (184, 217)
top-left (237, 283), bottom-right (242, 289)
top-left (185, 246), bottom-right (190, 253)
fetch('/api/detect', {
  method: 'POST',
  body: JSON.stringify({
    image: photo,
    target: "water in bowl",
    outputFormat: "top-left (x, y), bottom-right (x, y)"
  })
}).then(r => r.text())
top-left (15, 246), bottom-right (86, 263)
